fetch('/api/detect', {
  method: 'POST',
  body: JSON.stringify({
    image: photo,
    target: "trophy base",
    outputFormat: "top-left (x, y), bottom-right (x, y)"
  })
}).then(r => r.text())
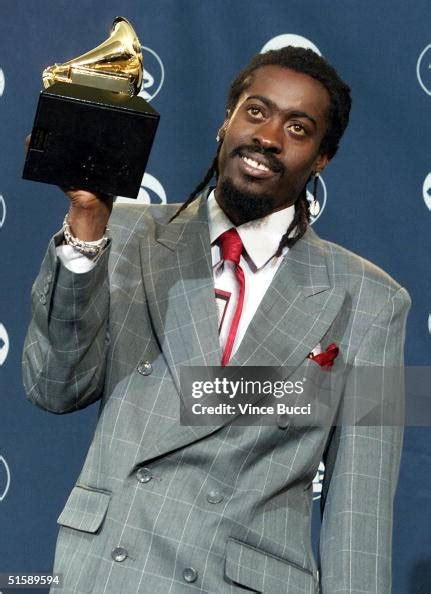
top-left (23, 82), bottom-right (159, 198)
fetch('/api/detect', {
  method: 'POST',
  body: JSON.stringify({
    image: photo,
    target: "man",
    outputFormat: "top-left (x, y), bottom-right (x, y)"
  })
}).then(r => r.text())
top-left (23, 47), bottom-right (410, 593)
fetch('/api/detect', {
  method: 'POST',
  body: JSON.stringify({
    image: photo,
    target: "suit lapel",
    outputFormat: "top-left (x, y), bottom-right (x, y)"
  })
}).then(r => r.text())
top-left (230, 225), bottom-right (346, 371)
top-left (137, 191), bottom-right (225, 464)
top-left (138, 200), bottom-right (346, 464)
top-left (140, 190), bottom-right (221, 392)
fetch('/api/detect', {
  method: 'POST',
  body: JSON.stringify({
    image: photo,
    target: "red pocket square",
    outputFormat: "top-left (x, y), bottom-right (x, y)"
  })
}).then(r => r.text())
top-left (307, 342), bottom-right (339, 368)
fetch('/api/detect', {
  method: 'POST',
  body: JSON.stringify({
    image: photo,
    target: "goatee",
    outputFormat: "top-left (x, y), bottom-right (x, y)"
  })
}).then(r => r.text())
top-left (217, 177), bottom-right (280, 225)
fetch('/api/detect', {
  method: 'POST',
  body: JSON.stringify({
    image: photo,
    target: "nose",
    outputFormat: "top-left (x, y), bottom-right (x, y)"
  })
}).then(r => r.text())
top-left (252, 119), bottom-right (283, 153)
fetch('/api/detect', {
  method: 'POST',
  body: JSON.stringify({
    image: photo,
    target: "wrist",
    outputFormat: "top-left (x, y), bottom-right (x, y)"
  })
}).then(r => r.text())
top-left (68, 205), bottom-right (110, 241)
top-left (62, 213), bottom-right (109, 259)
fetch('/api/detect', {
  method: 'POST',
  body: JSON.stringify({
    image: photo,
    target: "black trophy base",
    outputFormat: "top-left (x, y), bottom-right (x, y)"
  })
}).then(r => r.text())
top-left (23, 82), bottom-right (160, 198)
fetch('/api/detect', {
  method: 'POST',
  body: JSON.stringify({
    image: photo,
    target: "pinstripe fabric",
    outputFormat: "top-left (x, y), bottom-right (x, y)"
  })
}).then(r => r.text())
top-left (22, 189), bottom-right (411, 594)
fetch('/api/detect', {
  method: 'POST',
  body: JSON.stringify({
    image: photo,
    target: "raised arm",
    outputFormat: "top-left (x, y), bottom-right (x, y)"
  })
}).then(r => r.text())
top-left (22, 188), bottom-right (114, 413)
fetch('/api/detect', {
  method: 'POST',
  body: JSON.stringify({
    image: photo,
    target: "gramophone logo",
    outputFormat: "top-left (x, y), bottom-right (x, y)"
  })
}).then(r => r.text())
top-left (0, 456), bottom-right (11, 501)
top-left (417, 45), bottom-right (431, 96)
top-left (0, 67), bottom-right (4, 97)
top-left (116, 173), bottom-right (167, 205)
top-left (423, 173), bottom-right (431, 210)
top-left (139, 46), bottom-right (165, 102)
top-left (0, 194), bottom-right (6, 228)
top-left (312, 462), bottom-right (325, 500)
top-left (261, 34), bottom-right (321, 56)
top-left (0, 323), bottom-right (10, 366)
top-left (306, 174), bottom-right (327, 224)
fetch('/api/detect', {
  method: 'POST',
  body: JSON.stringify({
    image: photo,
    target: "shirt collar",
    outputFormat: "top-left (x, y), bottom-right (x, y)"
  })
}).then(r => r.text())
top-left (207, 189), bottom-right (295, 269)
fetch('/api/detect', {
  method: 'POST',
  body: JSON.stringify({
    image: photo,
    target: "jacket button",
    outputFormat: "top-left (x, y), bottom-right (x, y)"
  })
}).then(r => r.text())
top-left (111, 547), bottom-right (128, 562)
top-left (183, 567), bottom-right (198, 583)
top-left (136, 467), bottom-right (152, 483)
top-left (206, 490), bottom-right (223, 504)
top-left (137, 360), bottom-right (152, 375)
top-left (276, 414), bottom-right (290, 429)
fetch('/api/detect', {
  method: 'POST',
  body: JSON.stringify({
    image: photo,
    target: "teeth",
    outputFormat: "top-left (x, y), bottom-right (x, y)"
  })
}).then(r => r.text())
top-left (242, 156), bottom-right (270, 172)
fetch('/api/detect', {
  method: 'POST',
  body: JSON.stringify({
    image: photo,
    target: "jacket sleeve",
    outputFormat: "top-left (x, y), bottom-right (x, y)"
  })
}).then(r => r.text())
top-left (22, 234), bottom-right (111, 413)
top-left (319, 286), bottom-right (411, 594)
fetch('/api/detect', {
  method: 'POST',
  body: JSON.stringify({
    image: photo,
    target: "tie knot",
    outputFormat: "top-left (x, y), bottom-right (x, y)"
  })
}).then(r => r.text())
top-left (218, 228), bottom-right (243, 265)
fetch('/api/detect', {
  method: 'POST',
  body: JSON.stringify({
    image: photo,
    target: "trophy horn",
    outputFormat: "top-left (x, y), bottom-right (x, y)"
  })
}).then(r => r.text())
top-left (42, 17), bottom-right (143, 96)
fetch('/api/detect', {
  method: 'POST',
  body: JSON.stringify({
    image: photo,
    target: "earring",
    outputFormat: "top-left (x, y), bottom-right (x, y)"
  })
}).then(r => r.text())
top-left (216, 134), bottom-right (220, 143)
top-left (309, 172), bottom-right (320, 217)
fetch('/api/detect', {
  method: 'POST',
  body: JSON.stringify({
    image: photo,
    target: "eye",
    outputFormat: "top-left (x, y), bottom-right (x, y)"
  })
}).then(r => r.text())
top-left (287, 123), bottom-right (307, 137)
top-left (246, 105), bottom-right (265, 119)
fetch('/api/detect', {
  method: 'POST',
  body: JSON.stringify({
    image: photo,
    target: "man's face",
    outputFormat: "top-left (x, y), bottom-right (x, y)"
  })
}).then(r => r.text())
top-left (215, 65), bottom-right (331, 224)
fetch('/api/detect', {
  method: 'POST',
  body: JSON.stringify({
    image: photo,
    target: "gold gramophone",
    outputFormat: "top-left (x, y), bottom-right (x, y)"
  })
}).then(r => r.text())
top-left (23, 17), bottom-right (159, 198)
top-left (42, 17), bottom-right (143, 95)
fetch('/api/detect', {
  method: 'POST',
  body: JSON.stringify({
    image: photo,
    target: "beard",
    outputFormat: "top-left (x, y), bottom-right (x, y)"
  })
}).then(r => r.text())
top-left (218, 177), bottom-right (281, 226)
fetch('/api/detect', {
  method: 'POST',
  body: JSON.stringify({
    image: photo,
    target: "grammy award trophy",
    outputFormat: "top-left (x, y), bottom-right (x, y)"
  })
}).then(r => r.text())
top-left (23, 17), bottom-right (159, 198)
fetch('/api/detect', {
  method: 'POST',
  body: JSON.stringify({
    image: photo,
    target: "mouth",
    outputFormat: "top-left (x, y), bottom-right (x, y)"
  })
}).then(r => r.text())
top-left (232, 148), bottom-right (283, 180)
top-left (242, 155), bottom-right (271, 171)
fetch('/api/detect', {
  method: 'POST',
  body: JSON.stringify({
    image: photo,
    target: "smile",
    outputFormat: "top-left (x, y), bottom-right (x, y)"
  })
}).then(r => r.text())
top-left (242, 156), bottom-right (270, 172)
top-left (238, 154), bottom-right (278, 179)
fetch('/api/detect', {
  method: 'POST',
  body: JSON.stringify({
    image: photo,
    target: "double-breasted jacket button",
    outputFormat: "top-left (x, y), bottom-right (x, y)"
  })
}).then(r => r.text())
top-left (182, 567), bottom-right (198, 583)
top-left (276, 413), bottom-right (290, 429)
top-left (137, 360), bottom-right (153, 376)
top-left (206, 490), bottom-right (223, 504)
top-left (136, 467), bottom-right (153, 483)
top-left (111, 546), bottom-right (128, 562)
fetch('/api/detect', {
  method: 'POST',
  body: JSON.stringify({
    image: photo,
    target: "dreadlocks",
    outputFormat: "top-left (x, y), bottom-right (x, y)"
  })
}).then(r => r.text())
top-left (170, 145), bottom-right (221, 222)
top-left (171, 46), bottom-right (351, 252)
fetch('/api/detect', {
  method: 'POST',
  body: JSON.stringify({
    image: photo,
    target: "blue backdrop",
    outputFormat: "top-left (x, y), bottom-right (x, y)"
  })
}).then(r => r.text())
top-left (0, 1), bottom-right (430, 592)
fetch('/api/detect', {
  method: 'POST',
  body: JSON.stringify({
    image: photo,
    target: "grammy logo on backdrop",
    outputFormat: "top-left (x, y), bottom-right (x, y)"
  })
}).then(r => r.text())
top-left (23, 17), bottom-right (159, 198)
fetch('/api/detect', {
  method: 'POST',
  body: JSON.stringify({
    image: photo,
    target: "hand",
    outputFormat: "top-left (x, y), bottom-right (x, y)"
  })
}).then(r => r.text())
top-left (65, 189), bottom-right (114, 242)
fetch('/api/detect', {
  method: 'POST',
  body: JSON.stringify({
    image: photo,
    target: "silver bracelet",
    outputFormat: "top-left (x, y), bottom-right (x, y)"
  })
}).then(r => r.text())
top-left (62, 213), bottom-right (109, 259)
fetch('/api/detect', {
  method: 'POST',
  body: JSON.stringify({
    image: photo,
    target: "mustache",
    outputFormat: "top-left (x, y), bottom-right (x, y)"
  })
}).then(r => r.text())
top-left (229, 145), bottom-right (285, 174)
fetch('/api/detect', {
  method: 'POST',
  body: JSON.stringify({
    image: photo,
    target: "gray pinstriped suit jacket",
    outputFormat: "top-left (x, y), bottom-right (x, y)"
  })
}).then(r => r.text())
top-left (23, 189), bottom-right (411, 594)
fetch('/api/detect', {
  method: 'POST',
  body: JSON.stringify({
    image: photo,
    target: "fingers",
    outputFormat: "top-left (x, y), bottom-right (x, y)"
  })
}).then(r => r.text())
top-left (62, 189), bottom-right (114, 208)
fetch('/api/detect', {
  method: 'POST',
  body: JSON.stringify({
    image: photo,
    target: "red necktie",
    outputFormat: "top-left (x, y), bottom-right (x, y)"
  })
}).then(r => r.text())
top-left (218, 229), bottom-right (245, 366)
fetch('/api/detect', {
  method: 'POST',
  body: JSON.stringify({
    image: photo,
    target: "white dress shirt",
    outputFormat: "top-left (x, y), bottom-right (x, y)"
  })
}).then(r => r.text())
top-left (57, 190), bottom-right (295, 357)
top-left (207, 190), bottom-right (294, 357)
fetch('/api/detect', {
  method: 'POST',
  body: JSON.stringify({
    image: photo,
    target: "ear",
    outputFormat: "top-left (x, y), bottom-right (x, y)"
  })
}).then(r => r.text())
top-left (313, 152), bottom-right (330, 174)
top-left (217, 110), bottom-right (231, 142)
